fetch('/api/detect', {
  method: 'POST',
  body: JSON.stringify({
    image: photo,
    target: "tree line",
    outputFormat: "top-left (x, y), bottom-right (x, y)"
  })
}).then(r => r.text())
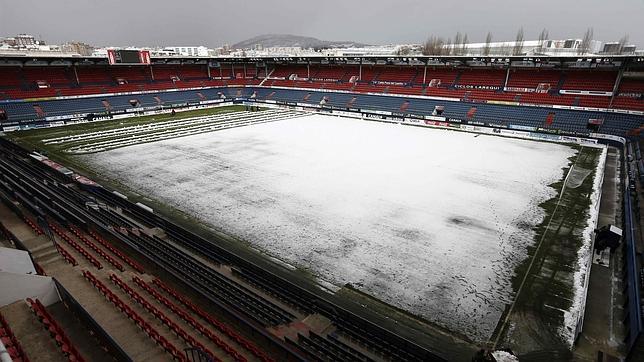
top-left (421, 28), bottom-right (631, 56)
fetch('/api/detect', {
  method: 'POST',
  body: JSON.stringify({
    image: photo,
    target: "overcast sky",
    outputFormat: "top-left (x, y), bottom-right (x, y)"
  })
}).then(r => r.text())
top-left (0, 0), bottom-right (642, 47)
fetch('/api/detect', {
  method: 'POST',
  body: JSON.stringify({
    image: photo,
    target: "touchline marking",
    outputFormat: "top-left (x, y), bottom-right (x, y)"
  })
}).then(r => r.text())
top-left (491, 146), bottom-right (585, 348)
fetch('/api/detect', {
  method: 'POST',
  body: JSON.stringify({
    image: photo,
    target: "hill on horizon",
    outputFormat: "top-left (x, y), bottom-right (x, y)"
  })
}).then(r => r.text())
top-left (231, 34), bottom-right (369, 49)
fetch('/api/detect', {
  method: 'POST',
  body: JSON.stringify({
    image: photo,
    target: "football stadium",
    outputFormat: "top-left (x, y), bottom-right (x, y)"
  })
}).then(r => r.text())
top-left (1, 3), bottom-right (644, 362)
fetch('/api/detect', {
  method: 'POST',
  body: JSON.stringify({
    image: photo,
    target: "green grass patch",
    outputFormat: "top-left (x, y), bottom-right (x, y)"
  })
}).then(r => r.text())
top-left (493, 144), bottom-right (603, 349)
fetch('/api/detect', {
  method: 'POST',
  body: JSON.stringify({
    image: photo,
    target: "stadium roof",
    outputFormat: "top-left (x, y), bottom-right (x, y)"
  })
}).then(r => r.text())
top-left (1, 54), bottom-right (643, 70)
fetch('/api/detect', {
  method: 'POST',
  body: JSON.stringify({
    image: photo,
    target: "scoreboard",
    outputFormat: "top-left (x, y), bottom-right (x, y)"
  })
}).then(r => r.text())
top-left (107, 49), bottom-right (151, 65)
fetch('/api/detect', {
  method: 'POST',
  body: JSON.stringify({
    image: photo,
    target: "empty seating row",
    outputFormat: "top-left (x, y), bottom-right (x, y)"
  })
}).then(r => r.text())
top-left (355, 67), bottom-right (381, 83)
top-left (23, 216), bottom-right (43, 235)
top-left (54, 242), bottom-right (79, 266)
top-left (375, 67), bottom-right (418, 84)
top-left (123, 231), bottom-right (295, 327)
top-left (456, 69), bottom-right (505, 87)
top-left (151, 278), bottom-right (273, 362)
top-left (308, 330), bottom-right (374, 362)
top-left (618, 78), bottom-right (644, 94)
top-left (286, 331), bottom-right (373, 362)
top-left (241, 66), bottom-right (259, 79)
top-left (82, 270), bottom-right (187, 361)
top-left (310, 66), bottom-right (348, 81)
top-left (0, 311), bottom-right (30, 362)
top-left (132, 276), bottom-right (246, 362)
top-left (108, 273), bottom-right (218, 361)
top-left (336, 323), bottom-right (418, 361)
top-left (562, 70), bottom-right (617, 91)
top-left (1, 85), bottom-right (641, 136)
top-left (49, 223), bottom-right (103, 269)
top-left (87, 230), bottom-right (146, 273)
top-left (231, 267), bottom-right (315, 315)
top-left (0, 66), bottom-right (245, 100)
top-left (249, 87), bottom-right (643, 136)
top-left (1, 64), bottom-right (640, 110)
top-left (151, 65), bottom-right (180, 81)
top-left (217, 65), bottom-right (237, 79)
top-left (506, 69), bottom-right (561, 89)
top-left (269, 65), bottom-right (308, 79)
top-left (95, 207), bottom-right (138, 229)
top-left (67, 225), bottom-right (125, 271)
top-left (26, 298), bottom-right (85, 362)
top-left (613, 96), bottom-right (644, 111)
top-left (22, 67), bottom-right (72, 86)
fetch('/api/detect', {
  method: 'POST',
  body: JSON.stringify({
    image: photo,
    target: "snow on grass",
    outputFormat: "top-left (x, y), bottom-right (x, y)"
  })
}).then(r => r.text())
top-left (81, 114), bottom-right (578, 341)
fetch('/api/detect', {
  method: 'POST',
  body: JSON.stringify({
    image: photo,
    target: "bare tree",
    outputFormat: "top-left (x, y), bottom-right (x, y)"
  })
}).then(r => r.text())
top-left (618, 34), bottom-right (630, 54)
top-left (499, 43), bottom-right (511, 56)
top-left (445, 37), bottom-right (453, 56)
top-left (453, 32), bottom-right (462, 55)
top-left (512, 27), bottom-right (524, 55)
top-left (537, 28), bottom-right (549, 52)
top-left (461, 33), bottom-right (469, 56)
top-left (422, 36), bottom-right (447, 55)
top-left (483, 32), bottom-right (492, 56)
top-left (396, 46), bottom-right (412, 56)
top-left (578, 27), bottom-right (594, 55)
top-left (422, 36), bottom-right (432, 55)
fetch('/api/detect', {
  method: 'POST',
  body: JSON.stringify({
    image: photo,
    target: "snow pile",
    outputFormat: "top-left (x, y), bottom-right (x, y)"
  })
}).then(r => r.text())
top-left (492, 350), bottom-right (519, 362)
top-left (83, 114), bottom-right (577, 341)
top-left (561, 145), bottom-right (607, 345)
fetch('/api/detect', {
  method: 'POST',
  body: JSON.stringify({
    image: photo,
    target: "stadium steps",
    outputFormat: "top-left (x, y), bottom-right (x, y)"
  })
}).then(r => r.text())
top-left (450, 70), bottom-right (463, 89)
top-left (45, 300), bottom-right (116, 362)
top-left (408, 68), bottom-right (421, 85)
top-left (108, 271), bottom-right (230, 361)
top-left (31, 243), bottom-right (61, 266)
top-left (258, 69), bottom-right (274, 86)
top-left (0, 301), bottom-right (68, 362)
top-left (555, 72), bottom-right (567, 92)
top-left (54, 265), bottom-right (174, 361)
top-left (371, 68), bottom-right (382, 83)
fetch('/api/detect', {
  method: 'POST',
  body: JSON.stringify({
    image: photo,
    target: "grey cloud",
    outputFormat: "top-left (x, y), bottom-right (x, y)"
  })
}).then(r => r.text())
top-left (0, 0), bottom-right (641, 47)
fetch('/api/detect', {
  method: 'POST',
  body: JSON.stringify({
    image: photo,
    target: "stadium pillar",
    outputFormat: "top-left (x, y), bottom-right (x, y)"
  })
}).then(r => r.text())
top-left (307, 62), bottom-right (310, 79)
top-left (610, 68), bottom-right (624, 108)
top-left (150, 65), bottom-right (155, 81)
top-left (207, 65), bottom-right (211, 78)
top-left (423, 65), bottom-right (427, 84)
top-left (359, 63), bottom-right (362, 81)
top-left (503, 67), bottom-right (510, 89)
top-left (243, 63), bottom-right (247, 78)
top-left (73, 65), bottom-right (80, 85)
top-left (232, 63), bottom-right (235, 78)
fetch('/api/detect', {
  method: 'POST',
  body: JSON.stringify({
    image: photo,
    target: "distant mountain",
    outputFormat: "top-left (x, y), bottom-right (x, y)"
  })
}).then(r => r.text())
top-left (231, 34), bottom-right (369, 50)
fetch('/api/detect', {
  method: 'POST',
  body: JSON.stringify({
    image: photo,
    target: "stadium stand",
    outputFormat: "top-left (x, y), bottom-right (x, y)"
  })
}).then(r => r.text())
top-left (456, 68), bottom-right (505, 88)
top-left (376, 66), bottom-right (418, 84)
top-left (0, 62), bottom-right (637, 110)
top-left (561, 70), bottom-right (617, 91)
top-left (0, 311), bottom-right (29, 361)
top-left (0, 84), bottom-right (641, 136)
top-left (27, 298), bottom-right (86, 361)
top-left (82, 270), bottom-right (188, 361)
top-left (0, 57), bottom-right (642, 137)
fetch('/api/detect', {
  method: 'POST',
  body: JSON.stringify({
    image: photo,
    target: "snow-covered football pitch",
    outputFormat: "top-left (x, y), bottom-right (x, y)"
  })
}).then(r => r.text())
top-left (81, 113), bottom-right (603, 342)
